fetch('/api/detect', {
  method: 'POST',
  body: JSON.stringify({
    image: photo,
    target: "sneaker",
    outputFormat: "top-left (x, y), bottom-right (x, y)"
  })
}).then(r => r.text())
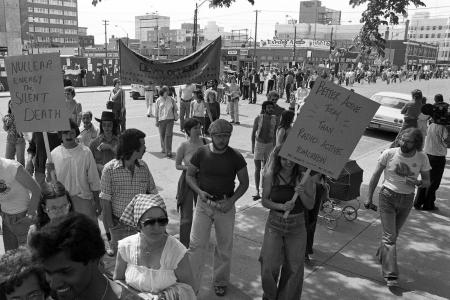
top-left (386, 278), bottom-right (399, 287)
top-left (234, 122), bottom-right (240, 125)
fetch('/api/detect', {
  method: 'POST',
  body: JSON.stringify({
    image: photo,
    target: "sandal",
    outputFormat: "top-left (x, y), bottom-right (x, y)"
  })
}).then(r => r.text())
top-left (252, 194), bottom-right (261, 201)
top-left (214, 286), bottom-right (227, 297)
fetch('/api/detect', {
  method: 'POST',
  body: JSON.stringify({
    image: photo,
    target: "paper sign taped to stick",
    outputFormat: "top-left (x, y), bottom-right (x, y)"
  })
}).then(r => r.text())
top-left (280, 78), bottom-right (380, 179)
top-left (5, 53), bottom-right (70, 132)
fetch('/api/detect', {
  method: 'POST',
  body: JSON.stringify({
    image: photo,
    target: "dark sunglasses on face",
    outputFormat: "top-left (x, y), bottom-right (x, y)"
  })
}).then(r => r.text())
top-left (141, 217), bottom-right (169, 227)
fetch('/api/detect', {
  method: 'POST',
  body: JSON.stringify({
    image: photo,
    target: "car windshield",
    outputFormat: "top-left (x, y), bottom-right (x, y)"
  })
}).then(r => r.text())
top-left (371, 95), bottom-right (408, 109)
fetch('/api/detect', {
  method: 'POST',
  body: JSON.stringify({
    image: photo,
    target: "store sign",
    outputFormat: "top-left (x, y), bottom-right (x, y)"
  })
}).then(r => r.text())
top-left (240, 49), bottom-right (248, 56)
top-left (227, 50), bottom-right (238, 55)
top-left (260, 39), bottom-right (331, 50)
top-left (418, 59), bottom-right (436, 64)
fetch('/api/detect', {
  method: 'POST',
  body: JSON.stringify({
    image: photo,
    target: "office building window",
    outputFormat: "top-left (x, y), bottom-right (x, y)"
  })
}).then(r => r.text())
top-left (63, 1), bottom-right (77, 7)
top-left (49, 0), bottom-right (62, 5)
top-left (63, 19), bottom-right (77, 26)
top-left (64, 29), bottom-right (77, 35)
top-left (438, 26), bottom-right (443, 30)
top-left (28, 7), bottom-right (33, 12)
top-left (34, 27), bottom-right (49, 33)
top-left (432, 26), bottom-right (436, 30)
top-left (50, 27), bottom-right (64, 33)
top-left (419, 34), bottom-right (423, 38)
top-left (49, 9), bottom-right (63, 15)
top-left (49, 18), bottom-right (64, 24)
top-left (431, 33), bottom-right (435, 38)
top-left (426, 26), bottom-right (430, 30)
top-left (438, 33), bottom-right (441, 38)
top-left (37, 36), bottom-right (49, 42)
top-left (34, 7), bottom-right (49, 14)
top-left (425, 34), bottom-right (429, 38)
top-left (29, 25), bottom-right (34, 32)
top-left (420, 26), bottom-right (424, 30)
top-left (64, 10), bottom-right (77, 16)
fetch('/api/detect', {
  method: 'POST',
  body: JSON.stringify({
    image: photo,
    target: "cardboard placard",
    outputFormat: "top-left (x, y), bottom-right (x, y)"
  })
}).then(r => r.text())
top-left (280, 78), bottom-right (380, 179)
top-left (5, 53), bottom-right (70, 132)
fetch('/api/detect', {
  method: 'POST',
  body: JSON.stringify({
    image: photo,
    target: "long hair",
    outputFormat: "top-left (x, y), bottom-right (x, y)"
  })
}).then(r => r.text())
top-left (264, 145), bottom-right (301, 186)
top-left (116, 128), bottom-right (146, 161)
top-left (278, 110), bottom-right (295, 130)
top-left (35, 182), bottom-right (74, 230)
top-left (400, 128), bottom-right (424, 151)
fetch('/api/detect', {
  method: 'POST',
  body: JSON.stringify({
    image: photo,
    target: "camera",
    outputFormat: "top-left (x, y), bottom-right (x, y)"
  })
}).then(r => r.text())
top-left (421, 102), bottom-right (450, 126)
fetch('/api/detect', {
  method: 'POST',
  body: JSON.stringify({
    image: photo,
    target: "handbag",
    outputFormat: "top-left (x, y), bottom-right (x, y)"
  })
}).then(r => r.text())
top-left (106, 91), bottom-right (114, 110)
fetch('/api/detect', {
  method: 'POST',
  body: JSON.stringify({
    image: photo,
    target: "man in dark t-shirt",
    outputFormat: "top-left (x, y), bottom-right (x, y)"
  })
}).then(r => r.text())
top-left (186, 119), bottom-right (249, 296)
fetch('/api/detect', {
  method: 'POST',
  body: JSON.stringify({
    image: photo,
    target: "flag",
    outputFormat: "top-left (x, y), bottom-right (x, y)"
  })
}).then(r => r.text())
top-left (119, 37), bottom-right (221, 86)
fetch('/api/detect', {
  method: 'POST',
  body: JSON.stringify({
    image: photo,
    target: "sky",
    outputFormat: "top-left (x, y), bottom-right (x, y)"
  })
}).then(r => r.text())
top-left (78, 0), bottom-right (450, 44)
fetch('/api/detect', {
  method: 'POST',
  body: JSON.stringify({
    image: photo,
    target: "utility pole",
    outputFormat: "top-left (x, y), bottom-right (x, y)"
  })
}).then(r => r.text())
top-left (293, 23), bottom-right (297, 65)
top-left (193, 3), bottom-right (198, 52)
top-left (253, 10), bottom-right (259, 66)
top-left (156, 16), bottom-right (160, 60)
top-left (103, 20), bottom-right (109, 58)
top-left (330, 26), bottom-right (334, 54)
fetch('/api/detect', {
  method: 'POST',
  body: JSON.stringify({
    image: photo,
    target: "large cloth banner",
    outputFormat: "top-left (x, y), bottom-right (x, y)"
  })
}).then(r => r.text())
top-left (280, 78), bottom-right (380, 179)
top-left (119, 37), bottom-right (221, 85)
top-left (5, 53), bottom-right (70, 132)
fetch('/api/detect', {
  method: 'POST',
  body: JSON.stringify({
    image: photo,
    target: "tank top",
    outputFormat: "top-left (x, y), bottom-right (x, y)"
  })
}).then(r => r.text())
top-left (269, 173), bottom-right (304, 214)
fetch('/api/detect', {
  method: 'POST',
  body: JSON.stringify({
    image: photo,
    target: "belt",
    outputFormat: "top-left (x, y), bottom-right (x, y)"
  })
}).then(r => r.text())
top-left (181, 98), bottom-right (193, 102)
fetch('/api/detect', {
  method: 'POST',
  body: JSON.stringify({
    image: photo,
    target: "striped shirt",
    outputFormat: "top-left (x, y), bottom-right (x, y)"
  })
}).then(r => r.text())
top-left (100, 159), bottom-right (157, 218)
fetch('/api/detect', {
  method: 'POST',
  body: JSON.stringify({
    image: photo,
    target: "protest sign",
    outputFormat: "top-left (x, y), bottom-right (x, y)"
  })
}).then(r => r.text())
top-left (280, 78), bottom-right (380, 179)
top-left (119, 37), bottom-right (221, 86)
top-left (5, 53), bottom-right (70, 132)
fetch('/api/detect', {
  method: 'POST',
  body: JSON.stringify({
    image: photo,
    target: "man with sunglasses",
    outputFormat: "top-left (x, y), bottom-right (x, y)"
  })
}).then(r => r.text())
top-left (186, 119), bottom-right (249, 297)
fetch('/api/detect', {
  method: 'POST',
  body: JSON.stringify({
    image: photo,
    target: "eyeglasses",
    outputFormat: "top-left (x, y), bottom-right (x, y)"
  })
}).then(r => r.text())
top-left (141, 217), bottom-right (169, 227)
top-left (45, 204), bottom-right (70, 213)
top-left (10, 290), bottom-right (45, 300)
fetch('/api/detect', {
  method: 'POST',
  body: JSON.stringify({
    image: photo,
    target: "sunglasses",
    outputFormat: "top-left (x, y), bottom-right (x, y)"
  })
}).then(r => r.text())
top-left (141, 217), bottom-right (169, 227)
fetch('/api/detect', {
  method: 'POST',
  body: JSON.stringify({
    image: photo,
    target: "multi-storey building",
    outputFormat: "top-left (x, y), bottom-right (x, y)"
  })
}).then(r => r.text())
top-left (407, 13), bottom-right (450, 64)
top-left (0, 0), bottom-right (23, 56)
top-left (135, 13), bottom-right (170, 42)
top-left (19, 0), bottom-right (79, 50)
top-left (299, 0), bottom-right (341, 25)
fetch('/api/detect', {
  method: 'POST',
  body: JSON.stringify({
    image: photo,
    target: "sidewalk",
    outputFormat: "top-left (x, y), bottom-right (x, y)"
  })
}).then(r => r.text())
top-left (196, 148), bottom-right (450, 300)
top-left (0, 85), bottom-right (131, 98)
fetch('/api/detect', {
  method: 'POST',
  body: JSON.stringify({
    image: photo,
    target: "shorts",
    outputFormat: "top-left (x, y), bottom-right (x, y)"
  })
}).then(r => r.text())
top-left (254, 141), bottom-right (274, 162)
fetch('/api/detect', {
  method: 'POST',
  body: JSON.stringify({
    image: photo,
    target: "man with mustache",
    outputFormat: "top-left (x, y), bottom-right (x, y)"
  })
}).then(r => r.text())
top-left (47, 119), bottom-right (101, 222)
top-left (365, 128), bottom-right (430, 287)
top-left (186, 119), bottom-right (249, 296)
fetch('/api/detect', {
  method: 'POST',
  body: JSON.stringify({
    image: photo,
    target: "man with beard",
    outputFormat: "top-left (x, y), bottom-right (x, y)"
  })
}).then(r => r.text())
top-left (365, 128), bottom-right (430, 287)
top-left (47, 119), bottom-right (101, 222)
top-left (186, 119), bottom-right (249, 296)
top-left (29, 213), bottom-right (139, 300)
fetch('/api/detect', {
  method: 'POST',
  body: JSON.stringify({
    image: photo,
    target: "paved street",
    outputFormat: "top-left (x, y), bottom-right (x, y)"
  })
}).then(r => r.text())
top-left (0, 79), bottom-right (449, 299)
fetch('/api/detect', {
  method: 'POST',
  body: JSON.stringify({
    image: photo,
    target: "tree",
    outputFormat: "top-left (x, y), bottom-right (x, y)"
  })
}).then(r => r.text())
top-left (91, 0), bottom-right (254, 6)
top-left (349, 0), bottom-right (425, 55)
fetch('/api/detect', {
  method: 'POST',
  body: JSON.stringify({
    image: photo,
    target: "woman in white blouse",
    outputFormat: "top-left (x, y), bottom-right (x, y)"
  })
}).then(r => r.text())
top-left (155, 86), bottom-right (179, 158)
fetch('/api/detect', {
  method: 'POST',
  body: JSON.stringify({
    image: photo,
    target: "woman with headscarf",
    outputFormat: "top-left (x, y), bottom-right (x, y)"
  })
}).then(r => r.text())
top-left (113, 194), bottom-right (196, 300)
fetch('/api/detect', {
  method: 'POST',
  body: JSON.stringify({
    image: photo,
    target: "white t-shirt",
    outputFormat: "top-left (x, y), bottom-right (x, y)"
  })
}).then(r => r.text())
top-left (0, 158), bottom-right (30, 214)
top-left (379, 148), bottom-right (431, 194)
top-left (49, 144), bottom-right (100, 199)
top-left (424, 123), bottom-right (448, 157)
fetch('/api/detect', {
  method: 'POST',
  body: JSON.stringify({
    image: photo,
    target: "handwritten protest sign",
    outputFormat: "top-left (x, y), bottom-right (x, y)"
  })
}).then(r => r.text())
top-left (5, 53), bottom-right (69, 132)
top-left (280, 78), bottom-right (380, 179)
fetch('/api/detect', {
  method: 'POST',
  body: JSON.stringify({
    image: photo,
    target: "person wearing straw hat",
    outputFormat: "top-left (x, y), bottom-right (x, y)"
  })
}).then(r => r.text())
top-left (186, 119), bottom-right (249, 297)
top-left (89, 111), bottom-right (120, 175)
top-left (114, 194), bottom-right (196, 300)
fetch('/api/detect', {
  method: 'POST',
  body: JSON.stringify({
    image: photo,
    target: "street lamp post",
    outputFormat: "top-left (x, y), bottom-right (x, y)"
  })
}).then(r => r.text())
top-left (193, 0), bottom-right (210, 52)
top-left (287, 15), bottom-right (297, 67)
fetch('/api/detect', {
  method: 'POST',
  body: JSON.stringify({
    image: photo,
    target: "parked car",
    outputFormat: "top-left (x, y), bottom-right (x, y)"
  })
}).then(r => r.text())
top-left (130, 83), bottom-right (145, 100)
top-left (369, 92), bottom-right (411, 133)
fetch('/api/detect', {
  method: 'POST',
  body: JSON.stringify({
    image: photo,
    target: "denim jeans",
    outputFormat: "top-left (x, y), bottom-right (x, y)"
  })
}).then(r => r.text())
top-left (179, 186), bottom-right (196, 248)
top-left (109, 217), bottom-right (138, 253)
top-left (260, 211), bottom-right (306, 300)
top-left (229, 99), bottom-right (239, 122)
top-left (188, 200), bottom-right (236, 291)
top-left (414, 154), bottom-right (446, 209)
top-left (179, 100), bottom-right (191, 130)
top-left (377, 186), bottom-right (414, 280)
top-left (158, 119), bottom-right (174, 155)
top-left (1, 210), bottom-right (31, 251)
top-left (5, 137), bottom-right (25, 166)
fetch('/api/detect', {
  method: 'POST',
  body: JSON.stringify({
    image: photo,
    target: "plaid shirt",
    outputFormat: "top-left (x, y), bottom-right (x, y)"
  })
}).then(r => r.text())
top-left (100, 159), bottom-right (157, 218)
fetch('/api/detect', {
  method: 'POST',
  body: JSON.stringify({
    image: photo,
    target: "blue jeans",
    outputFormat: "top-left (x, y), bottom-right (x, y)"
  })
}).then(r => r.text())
top-left (377, 186), bottom-right (414, 280)
top-left (5, 137), bottom-right (25, 166)
top-left (109, 216), bottom-right (138, 253)
top-left (1, 210), bottom-right (31, 251)
top-left (188, 200), bottom-right (236, 291)
top-left (260, 211), bottom-right (306, 300)
top-left (179, 100), bottom-right (191, 130)
top-left (158, 119), bottom-right (174, 155)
